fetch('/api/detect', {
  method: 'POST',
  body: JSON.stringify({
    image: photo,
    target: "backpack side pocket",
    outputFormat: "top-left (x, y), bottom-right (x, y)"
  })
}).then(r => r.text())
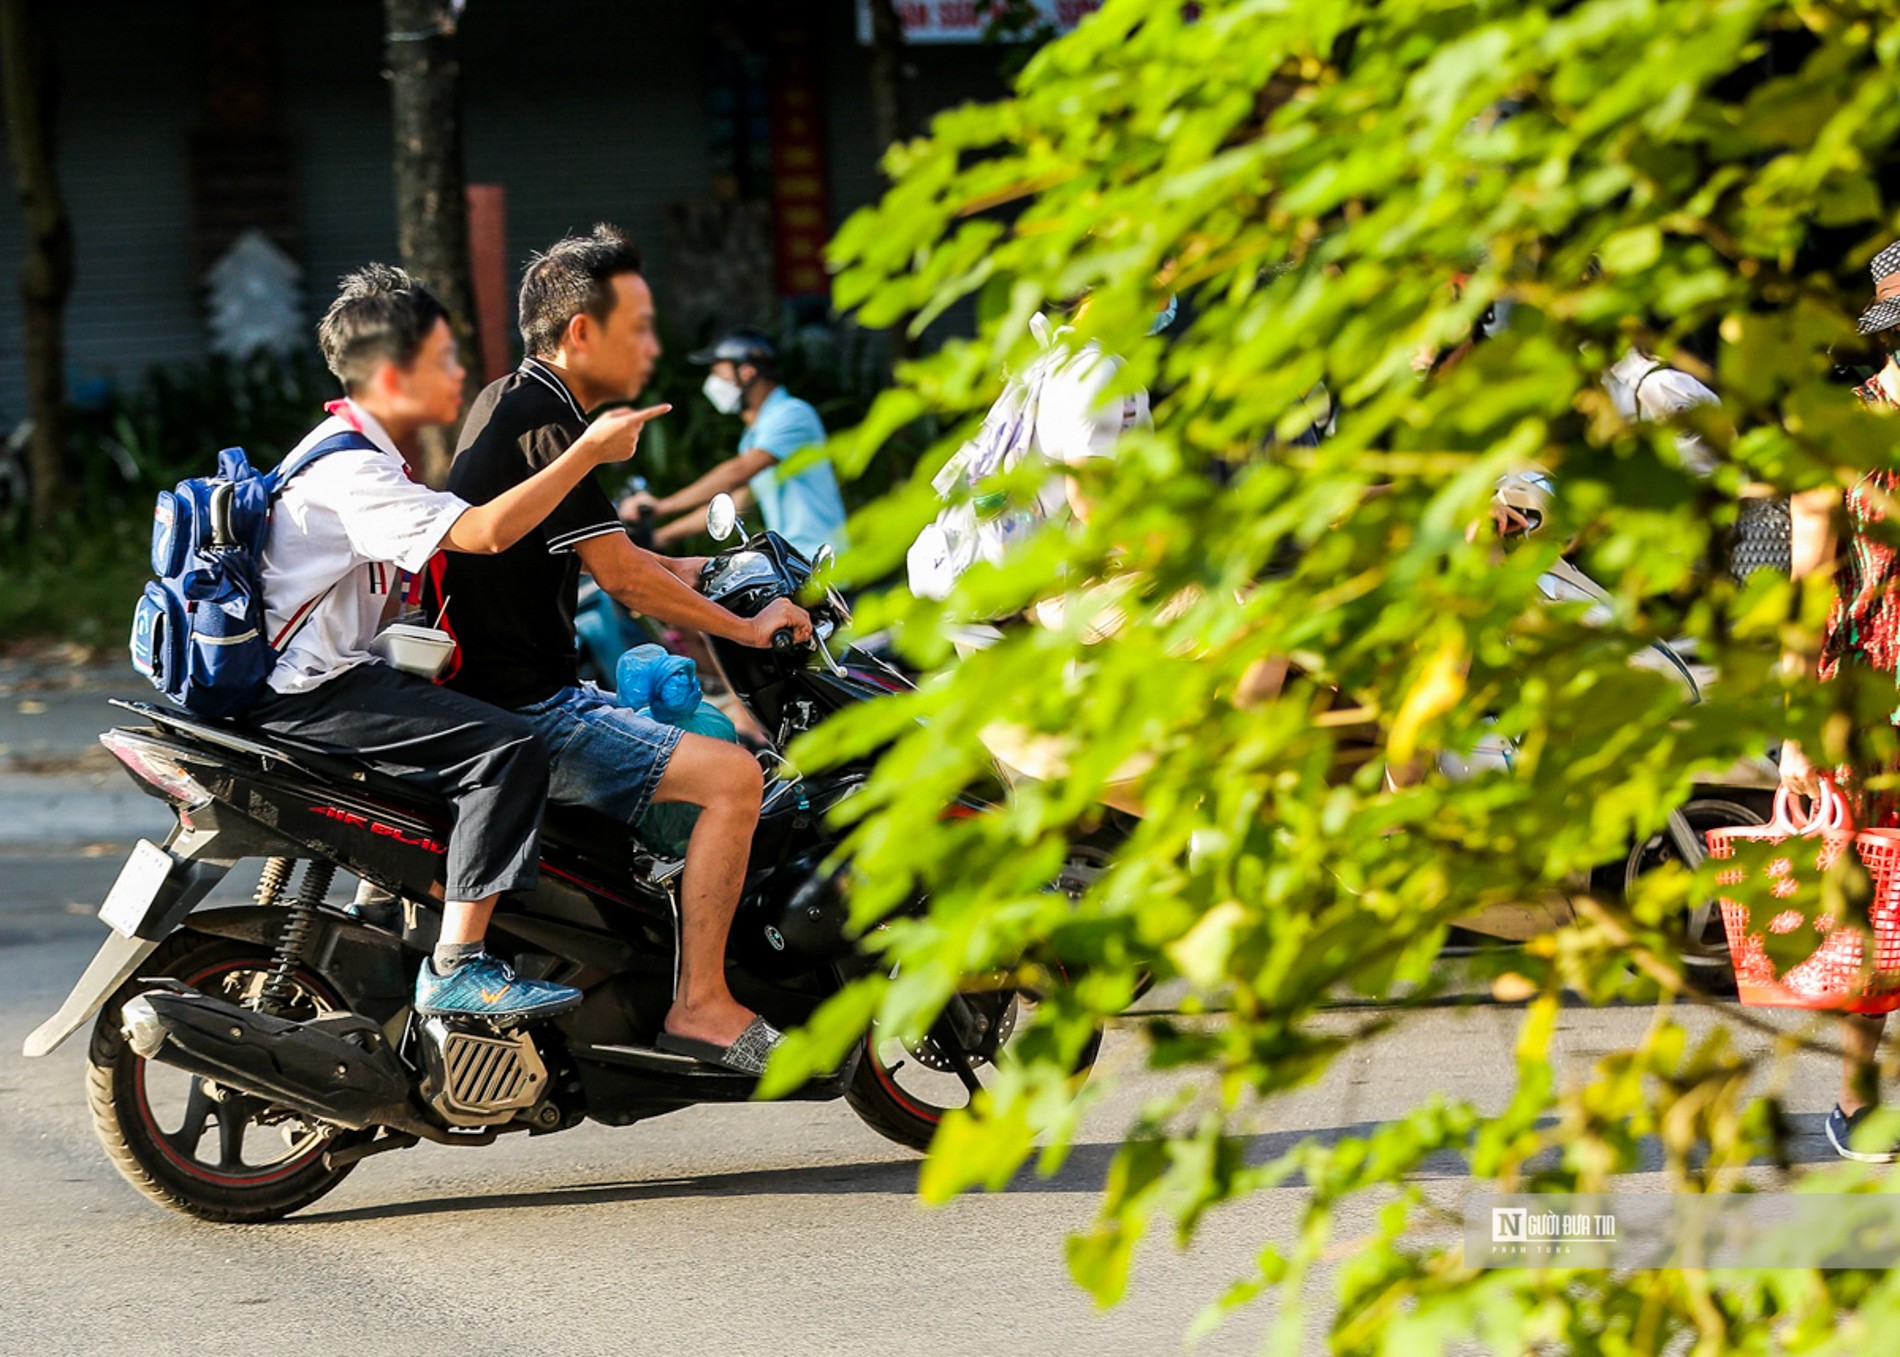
top-left (131, 581), bottom-right (188, 696)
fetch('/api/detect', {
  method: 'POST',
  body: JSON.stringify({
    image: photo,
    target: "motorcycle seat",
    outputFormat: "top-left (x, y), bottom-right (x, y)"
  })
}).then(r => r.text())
top-left (114, 698), bottom-right (457, 816)
top-left (110, 699), bottom-right (646, 858)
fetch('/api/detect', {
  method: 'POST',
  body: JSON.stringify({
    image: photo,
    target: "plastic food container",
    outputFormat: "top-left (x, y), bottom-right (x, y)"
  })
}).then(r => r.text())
top-left (372, 623), bottom-right (456, 679)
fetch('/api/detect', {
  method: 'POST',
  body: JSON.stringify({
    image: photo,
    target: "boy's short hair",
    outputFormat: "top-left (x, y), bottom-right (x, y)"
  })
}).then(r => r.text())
top-left (518, 224), bottom-right (645, 359)
top-left (317, 264), bottom-right (450, 393)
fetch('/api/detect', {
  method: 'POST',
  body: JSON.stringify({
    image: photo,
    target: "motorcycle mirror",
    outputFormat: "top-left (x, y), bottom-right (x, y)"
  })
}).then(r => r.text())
top-left (707, 494), bottom-right (739, 543)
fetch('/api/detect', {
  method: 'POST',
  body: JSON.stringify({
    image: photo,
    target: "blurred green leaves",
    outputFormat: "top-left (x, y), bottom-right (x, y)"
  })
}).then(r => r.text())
top-left (794, 0), bottom-right (1900, 1348)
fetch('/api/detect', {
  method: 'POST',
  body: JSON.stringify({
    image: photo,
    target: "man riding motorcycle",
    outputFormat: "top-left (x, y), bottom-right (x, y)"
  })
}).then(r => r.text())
top-left (438, 225), bottom-right (811, 1073)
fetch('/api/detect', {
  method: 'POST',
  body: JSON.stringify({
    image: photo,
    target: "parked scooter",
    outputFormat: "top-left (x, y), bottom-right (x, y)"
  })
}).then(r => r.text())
top-left (24, 494), bottom-right (1099, 1222)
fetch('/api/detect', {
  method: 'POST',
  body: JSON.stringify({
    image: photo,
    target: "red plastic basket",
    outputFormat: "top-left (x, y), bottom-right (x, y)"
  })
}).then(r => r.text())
top-left (1707, 783), bottom-right (1900, 1013)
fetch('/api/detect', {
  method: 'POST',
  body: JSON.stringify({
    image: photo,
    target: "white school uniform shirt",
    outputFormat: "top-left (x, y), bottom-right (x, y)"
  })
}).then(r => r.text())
top-left (259, 400), bottom-right (471, 694)
top-left (1031, 322), bottom-right (1153, 469)
top-left (1603, 349), bottom-right (1720, 476)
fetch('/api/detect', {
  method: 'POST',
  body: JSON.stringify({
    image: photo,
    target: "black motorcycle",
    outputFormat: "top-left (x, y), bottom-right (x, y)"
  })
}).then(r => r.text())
top-left (23, 494), bottom-right (1104, 1222)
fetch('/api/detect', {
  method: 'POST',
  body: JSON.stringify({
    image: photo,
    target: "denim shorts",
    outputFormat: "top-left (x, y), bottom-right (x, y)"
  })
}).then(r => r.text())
top-left (516, 683), bottom-right (683, 824)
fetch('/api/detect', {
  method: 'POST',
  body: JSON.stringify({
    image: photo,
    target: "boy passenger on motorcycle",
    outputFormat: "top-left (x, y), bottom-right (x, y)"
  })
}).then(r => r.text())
top-left (250, 265), bottom-right (661, 1022)
top-left (438, 225), bottom-right (812, 1074)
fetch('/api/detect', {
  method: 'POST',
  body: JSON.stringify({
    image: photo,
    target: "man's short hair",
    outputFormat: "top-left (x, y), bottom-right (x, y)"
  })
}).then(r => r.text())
top-left (317, 264), bottom-right (450, 394)
top-left (518, 224), bottom-right (645, 359)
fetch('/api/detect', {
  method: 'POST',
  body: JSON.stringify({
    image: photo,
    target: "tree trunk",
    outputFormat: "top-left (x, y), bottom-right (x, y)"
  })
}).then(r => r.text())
top-left (864, 0), bottom-right (913, 363)
top-left (0, 0), bottom-right (75, 525)
top-left (384, 0), bottom-right (479, 483)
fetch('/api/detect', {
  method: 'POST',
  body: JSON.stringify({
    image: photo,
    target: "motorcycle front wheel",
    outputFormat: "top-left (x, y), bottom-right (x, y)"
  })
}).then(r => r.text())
top-left (844, 982), bottom-right (1103, 1154)
top-left (87, 932), bottom-right (365, 1222)
top-left (845, 837), bottom-right (1115, 1152)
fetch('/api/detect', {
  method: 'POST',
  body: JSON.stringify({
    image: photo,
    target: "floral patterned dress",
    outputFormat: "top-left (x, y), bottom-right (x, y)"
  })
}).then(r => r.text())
top-left (1817, 375), bottom-right (1900, 824)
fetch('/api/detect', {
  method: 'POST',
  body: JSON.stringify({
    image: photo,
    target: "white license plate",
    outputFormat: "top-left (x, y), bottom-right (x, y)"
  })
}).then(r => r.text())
top-left (98, 839), bottom-right (178, 939)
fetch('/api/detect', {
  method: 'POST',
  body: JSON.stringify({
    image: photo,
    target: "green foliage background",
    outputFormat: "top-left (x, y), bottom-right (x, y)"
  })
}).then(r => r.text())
top-left (767, 0), bottom-right (1900, 1349)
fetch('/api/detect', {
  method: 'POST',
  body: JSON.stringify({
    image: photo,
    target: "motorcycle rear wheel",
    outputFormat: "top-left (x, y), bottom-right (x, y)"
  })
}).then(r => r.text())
top-left (87, 932), bottom-right (364, 1223)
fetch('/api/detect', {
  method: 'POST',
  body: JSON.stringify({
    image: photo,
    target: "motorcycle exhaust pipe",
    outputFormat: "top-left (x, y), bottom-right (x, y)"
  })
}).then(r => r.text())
top-left (120, 986), bottom-right (420, 1134)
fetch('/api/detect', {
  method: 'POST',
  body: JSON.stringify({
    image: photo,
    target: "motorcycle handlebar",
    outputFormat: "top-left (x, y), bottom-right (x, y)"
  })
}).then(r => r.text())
top-left (771, 627), bottom-right (800, 655)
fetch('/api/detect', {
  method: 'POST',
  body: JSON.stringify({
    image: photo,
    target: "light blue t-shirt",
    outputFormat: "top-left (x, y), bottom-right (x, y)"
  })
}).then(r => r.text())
top-left (739, 387), bottom-right (849, 558)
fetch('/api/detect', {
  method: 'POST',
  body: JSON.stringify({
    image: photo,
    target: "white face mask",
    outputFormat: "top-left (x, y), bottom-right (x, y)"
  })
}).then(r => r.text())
top-left (702, 372), bottom-right (744, 415)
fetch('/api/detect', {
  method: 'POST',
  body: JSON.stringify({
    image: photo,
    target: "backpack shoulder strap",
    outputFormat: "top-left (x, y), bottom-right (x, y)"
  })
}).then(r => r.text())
top-left (1630, 361), bottom-right (1670, 412)
top-left (266, 430), bottom-right (379, 496)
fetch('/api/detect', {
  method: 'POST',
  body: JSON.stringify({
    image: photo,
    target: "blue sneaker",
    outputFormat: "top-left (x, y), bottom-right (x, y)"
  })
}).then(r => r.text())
top-left (414, 953), bottom-right (581, 1022)
top-left (1826, 1104), bottom-right (1900, 1164)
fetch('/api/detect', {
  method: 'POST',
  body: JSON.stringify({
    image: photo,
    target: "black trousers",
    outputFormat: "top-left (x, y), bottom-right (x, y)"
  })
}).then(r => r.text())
top-left (249, 663), bottom-right (550, 901)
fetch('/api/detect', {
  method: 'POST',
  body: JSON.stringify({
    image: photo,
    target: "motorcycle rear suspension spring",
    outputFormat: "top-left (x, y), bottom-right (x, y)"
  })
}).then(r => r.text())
top-left (255, 860), bottom-right (335, 1015)
top-left (252, 856), bottom-right (295, 908)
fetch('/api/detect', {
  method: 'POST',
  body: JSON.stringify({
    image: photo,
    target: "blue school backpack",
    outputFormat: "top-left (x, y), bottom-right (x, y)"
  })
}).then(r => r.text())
top-left (130, 432), bottom-right (375, 719)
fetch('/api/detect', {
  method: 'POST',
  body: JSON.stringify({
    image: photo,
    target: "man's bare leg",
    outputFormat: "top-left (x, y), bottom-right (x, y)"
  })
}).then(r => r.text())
top-left (649, 732), bottom-right (765, 1046)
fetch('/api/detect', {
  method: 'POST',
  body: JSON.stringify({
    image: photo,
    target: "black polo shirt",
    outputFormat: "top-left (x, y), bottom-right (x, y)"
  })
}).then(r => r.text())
top-left (440, 360), bottom-right (623, 710)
